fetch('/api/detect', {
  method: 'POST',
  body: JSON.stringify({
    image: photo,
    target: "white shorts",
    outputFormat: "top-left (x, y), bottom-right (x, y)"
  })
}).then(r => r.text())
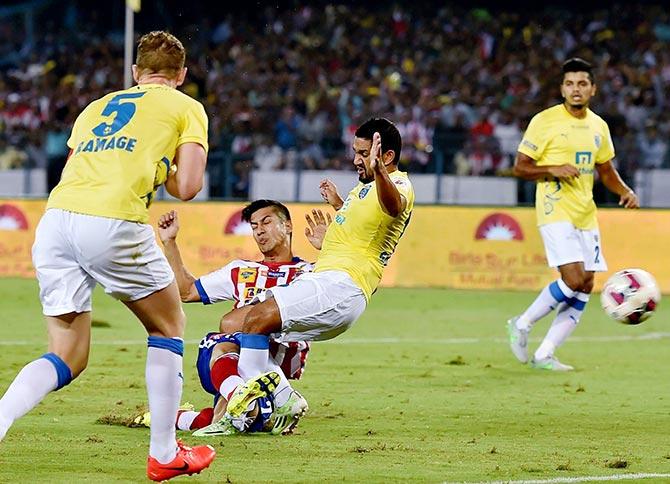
top-left (32, 209), bottom-right (174, 316)
top-left (539, 221), bottom-right (607, 272)
top-left (261, 270), bottom-right (367, 342)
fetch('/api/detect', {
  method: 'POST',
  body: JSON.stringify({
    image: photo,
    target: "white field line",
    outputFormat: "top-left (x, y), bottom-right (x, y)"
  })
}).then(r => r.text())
top-left (445, 472), bottom-right (670, 483)
top-left (0, 332), bottom-right (669, 346)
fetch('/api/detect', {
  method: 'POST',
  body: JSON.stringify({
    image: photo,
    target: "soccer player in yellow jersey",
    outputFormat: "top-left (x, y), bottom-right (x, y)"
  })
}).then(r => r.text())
top-left (0, 31), bottom-right (216, 480)
top-left (508, 58), bottom-right (639, 371)
top-left (218, 118), bottom-right (414, 422)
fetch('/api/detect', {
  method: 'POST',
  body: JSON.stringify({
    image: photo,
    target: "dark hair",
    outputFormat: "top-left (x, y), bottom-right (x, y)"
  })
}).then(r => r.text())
top-left (354, 117), bottom-right (402, 164)
top-left (562, 57), bottom-right (594, 83)
top-left (241, 199), bottom-right (291, 223)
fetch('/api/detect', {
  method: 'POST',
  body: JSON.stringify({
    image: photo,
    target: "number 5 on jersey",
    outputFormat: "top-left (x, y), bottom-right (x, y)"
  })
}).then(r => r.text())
top-left (92, 92), bottom-right (146, 137)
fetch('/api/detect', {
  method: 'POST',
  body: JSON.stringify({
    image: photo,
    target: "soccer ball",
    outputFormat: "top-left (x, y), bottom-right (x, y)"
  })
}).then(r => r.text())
top-left (600, 268), bottom-right (661, 325)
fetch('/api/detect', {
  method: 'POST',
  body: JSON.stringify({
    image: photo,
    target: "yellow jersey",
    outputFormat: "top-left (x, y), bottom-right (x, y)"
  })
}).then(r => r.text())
top-left (48, 83), bottom-right (208, 223)
top-left (314, 170), bottom-right (414, 300)
top-left (518, 104), bottom-right (614, 230)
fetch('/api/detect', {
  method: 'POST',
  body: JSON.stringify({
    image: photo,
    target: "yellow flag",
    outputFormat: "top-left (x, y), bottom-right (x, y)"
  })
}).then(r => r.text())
top-left (126, 0), bottom-right (141, 12)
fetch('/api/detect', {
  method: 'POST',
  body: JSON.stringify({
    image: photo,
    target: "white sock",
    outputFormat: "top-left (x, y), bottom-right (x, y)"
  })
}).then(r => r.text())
top-left (146, 339), bottom-right (183, 464)
top-left (220, 375), bottom-right (244, 401)
top-left (237, 334), bottom-right (270, 380)
top-left (535, 292), bottom-right (590, 360)
top-left (176, 411), bottom-right (198, 431)
top-left (517, 279), bottom-right (576, 331)
top-left (0, 358), bottom-right (59, 440)
top-left (265, 357), bottom-right (293, 408)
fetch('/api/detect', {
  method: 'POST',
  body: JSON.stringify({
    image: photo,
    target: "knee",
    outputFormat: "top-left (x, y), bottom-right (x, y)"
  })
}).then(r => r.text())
top-left (581, 275), bottom-right (594, 294)
top-left (562, 273), bottom-right (584, 292)
top-left (562, 269), bottom-right (594, 292)
top-left (242, 309), bottom-right (268, 334)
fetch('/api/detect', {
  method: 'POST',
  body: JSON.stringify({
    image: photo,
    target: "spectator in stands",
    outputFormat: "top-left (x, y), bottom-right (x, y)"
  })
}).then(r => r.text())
top-left (0, 134), bottom-right (28, 170)
top-left (493, 110), bottom-right (523, 165)
top-left (637, 120), bottom-right (669, 169)
top-left (253, 134), bottom-right (282, 171)
top-left (2, 1), bottom-right (670, 189)
top-left (45, 120), bottom-right (70, 191)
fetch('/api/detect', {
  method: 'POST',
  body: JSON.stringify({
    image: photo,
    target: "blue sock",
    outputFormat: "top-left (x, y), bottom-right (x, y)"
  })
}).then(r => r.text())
top-left (518, 279), bottom-right (577, 330)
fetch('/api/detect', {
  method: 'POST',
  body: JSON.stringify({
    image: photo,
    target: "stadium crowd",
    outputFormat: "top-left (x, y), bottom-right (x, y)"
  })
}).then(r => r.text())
top-left (1, 3), bottom-right (670, 198)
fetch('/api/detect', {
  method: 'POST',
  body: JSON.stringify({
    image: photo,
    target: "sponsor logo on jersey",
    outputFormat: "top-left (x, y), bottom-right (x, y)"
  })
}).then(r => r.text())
top-left (359, 185), bottom-right (371, 199)
top-left (267, 270), bottom-right (286, 278)
top-left (239, 268), bottom-right (258, 282)
top-left (474, 213), bottom-right (524, 241)
top-left (0, 204), bottom-right (29, 231)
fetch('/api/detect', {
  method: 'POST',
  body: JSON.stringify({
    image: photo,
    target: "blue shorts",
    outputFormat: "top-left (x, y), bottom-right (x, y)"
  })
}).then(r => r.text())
top-left (196, 332), bottom-right (240, 396)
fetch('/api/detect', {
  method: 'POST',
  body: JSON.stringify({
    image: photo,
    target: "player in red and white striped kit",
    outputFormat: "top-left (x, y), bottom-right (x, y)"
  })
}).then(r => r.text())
top-left (153, 200), bottom-right (329, 434)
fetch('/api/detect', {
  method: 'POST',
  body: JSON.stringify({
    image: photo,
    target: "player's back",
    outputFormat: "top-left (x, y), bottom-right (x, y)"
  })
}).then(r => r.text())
top-left (48, 84), bottom-right (208, 223)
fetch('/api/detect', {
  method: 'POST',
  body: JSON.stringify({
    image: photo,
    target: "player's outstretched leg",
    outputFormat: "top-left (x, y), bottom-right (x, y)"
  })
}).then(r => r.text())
top-left (0, 312), bottom-right (87, 441)
top-left (226, 371), bottom-right (280, 418)
top-left (508, 279), bottom-right (577, 362)
top-left (0, 353), bottom-right (73, 440)
top-left (530, 292), bottom-right (589, 371)
top-left (147, 440), bottom-right (216, 481)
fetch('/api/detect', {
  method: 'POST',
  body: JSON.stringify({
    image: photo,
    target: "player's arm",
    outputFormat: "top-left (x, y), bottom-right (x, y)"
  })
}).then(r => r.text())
top-left (157, 210), bottom-right (201, 302)
top-left (596, 160), bottom-right (639, 208)
top-left (512, 152), bottom-right (580, 181)
top-left (164, 142), bottom-right (207, 201)
top-left (370, 132), bottom-right (405, 217)
top-left (319, 179), bottom-right (344, 210)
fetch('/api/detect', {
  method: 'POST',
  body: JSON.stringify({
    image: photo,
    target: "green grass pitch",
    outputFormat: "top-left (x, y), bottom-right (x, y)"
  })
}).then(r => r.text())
top-left (0, 278), bottom-right (668, 483)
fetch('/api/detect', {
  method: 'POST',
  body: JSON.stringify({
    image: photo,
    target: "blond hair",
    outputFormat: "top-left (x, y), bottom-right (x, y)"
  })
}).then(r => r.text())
top-left (135, 31), bottom-right (185, 79)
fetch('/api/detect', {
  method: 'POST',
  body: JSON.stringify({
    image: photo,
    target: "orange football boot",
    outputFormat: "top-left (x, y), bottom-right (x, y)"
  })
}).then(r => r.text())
top-left (147, 440), bottom-right (216, 481)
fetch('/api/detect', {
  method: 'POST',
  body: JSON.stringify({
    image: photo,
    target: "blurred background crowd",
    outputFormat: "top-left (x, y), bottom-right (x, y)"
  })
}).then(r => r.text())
top-left (1, 1), bottom-right (670, 200)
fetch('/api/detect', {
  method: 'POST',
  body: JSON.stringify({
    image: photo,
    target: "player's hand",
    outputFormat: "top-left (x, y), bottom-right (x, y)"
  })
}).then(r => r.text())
top-left (305, 209), bottom-right (332, 250)
top-left (369, 131), bottom-right (384, 172)
top-left (157, 210), bottom-right (180, 244)
top-left (619, 190), bottom-right (639, 209)
top-left (548, 164), bottom-right (580, 180)
top-left (319, 179), bottom-right (344, 210)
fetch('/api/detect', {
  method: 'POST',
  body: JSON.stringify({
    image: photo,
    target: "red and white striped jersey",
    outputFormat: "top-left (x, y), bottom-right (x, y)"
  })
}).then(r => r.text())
top-left (194, 257), bottom-right (313, 380)
top-left (195, 257), bottom-right (313, 309)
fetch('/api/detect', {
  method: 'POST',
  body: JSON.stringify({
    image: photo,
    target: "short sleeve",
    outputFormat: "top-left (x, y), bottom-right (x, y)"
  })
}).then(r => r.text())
top-left (595, 122), bottom-right (615, 164)
top-left (66, 112), bottom-right (84, 149)
top-left (177, 101), bottom-right (209, 153)
top-left (195, 262), bottom-right (236, 304)
top-left (393, 176), bottom-right (413, 199)
top-left (517, 114), bottom-right (548, 160)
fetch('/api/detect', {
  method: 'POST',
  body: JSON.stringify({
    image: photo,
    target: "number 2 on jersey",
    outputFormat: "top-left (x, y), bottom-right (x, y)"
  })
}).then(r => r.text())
top-left (92, 92), bottom-right (146, 137)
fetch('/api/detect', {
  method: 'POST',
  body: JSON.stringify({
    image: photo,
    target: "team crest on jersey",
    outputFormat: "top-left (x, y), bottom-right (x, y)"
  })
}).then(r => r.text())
top-left (239, 268), bottom-right (258, 282)
top-left (359, 185), bottom-right (371, 199)
top-left (594, 134), bottom-right (602, 149)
